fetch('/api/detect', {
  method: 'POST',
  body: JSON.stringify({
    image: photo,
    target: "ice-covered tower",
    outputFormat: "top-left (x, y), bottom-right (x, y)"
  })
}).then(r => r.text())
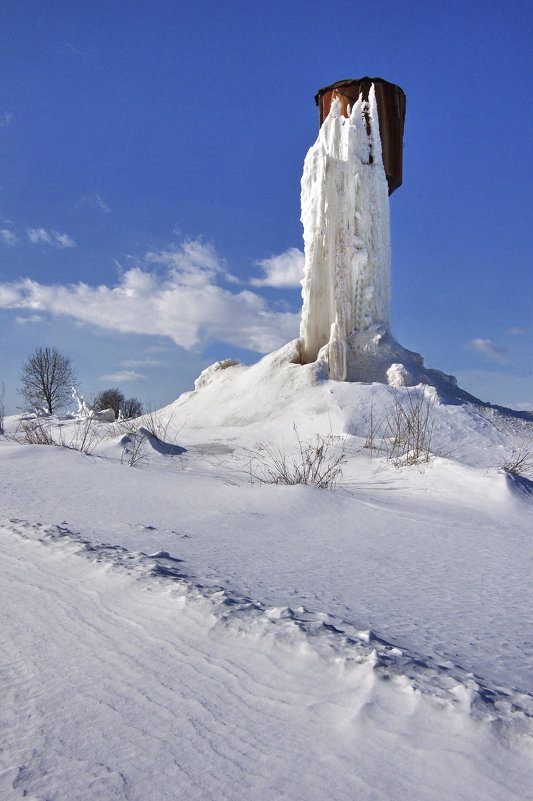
top-left (299, 78), bottom-right (406, 382)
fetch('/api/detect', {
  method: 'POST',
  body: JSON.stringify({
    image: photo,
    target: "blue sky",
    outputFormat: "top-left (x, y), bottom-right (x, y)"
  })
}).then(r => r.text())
top-left (1, 0), bottom-right (531, 414)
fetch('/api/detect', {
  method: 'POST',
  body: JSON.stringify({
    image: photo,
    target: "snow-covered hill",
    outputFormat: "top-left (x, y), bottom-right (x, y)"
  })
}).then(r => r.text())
top-left (1, 350), bottom-right (532, 800)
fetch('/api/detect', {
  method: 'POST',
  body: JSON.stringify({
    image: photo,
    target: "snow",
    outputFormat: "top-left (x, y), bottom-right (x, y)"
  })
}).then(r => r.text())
top-left (1, 360), bottom-right (533, 799)
top-left (1, 79), bottom-right (532, 800)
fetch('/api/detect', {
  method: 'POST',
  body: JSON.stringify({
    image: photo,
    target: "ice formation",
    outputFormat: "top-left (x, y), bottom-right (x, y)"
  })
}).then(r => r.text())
top-left (71, 387), bottom-right (116, 422)
top-left (72, 387), bottom-right (94, 419)
top-left (297, 85), bottom-right (459, 392)
top-left (299, 87), bottom-right (391, 381)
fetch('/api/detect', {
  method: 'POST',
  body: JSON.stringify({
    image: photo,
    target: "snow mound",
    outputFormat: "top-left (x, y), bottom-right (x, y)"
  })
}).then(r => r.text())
top-left (166, 340), bottom-right (533, 471)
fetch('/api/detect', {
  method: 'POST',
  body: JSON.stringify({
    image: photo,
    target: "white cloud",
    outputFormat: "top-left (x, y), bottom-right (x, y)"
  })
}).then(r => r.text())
top-left (77, 193), bottom-right (111, 213)
top-left (507, 327), bottom-right (527, 336)
top-left (27, 228), bottom-right (53, 245)
top-left (469, 338), bottom-right (509, 364)
top-left (0, 239), bottom-right (300, 353)
top-left (100, 370), bottom-right (147, 382)
top-left (53, 232), bottom-right (76, 248)
top-left (27, 228), bottom-right (76, 248)
top-left (138, 238), bottom-right (224, 284)
top-left (1, 229), bottom-right (18, 246)
top-left (251, 247), bottom-right (305, 288)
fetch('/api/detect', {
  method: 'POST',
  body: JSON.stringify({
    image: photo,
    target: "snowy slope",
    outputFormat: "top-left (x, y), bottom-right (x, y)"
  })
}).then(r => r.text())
top-left (1, 352), bottom-right (533, 799)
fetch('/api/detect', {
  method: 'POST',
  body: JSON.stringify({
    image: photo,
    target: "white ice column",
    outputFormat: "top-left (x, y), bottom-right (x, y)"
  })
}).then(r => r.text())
top-left (299, 86), bottom-right (391, 380)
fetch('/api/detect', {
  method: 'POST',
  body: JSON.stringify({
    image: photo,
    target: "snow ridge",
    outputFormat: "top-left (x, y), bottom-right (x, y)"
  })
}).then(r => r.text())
top-left (7, 516), bottom-right (533, 728)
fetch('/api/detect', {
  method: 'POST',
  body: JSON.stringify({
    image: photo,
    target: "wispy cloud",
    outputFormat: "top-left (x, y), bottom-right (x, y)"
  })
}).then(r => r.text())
top-left (65, 42), bottom-right (86, 56)
top-left (77, 192), bottom-right (111, 213)
top-left (251, 247), bottom-right (305, 288)
top-left (507, 326), bottom-right (527, 336)
top-left (469, 338), bottom-right (509, 364)
top-left (54, 232), bottom-right (76, 248)
top-left (120, 358), bottom-right (166, 368)
top-left (1, 229), bottom-right (18, 246)
top-left (0, 111), bottom-right (13, 128)
top-left (0, 238), bottom-right (300, 353)
top-left (99, 370), bottom-right (147, 382)
top-left (15, 314), bottom-right (45, 325)
top-left (27, 228), bottom-right (76, 248)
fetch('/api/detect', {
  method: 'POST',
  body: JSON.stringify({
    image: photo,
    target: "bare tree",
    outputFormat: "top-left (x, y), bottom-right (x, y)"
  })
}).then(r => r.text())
top-left (94, 388), bottom-right (142, 420)
top-left (94, 388), bottom-right (125, 419)
top-left (19, 347), bottom-right (77, 414)
top-left (121, 397), bottom-right (143, 419)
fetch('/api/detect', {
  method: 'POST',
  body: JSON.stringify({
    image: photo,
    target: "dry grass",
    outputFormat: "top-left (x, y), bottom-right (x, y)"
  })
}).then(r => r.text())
top-left (18, 419), bottom-right (58, 445)
top-left (238, 427), bottom-right (347, 490)
top-left (138, 403), bottom-right (180, 444)
top-left (501, 444), bottom-right (533, 479)
top-left (17, 415), bottom-right (103, 454)
top-left (0, 381), bottom-right (5, 435)
top-left (120, 431), bottom-right (149, 467)
top-left (365, 387), bottom-right (436, 467)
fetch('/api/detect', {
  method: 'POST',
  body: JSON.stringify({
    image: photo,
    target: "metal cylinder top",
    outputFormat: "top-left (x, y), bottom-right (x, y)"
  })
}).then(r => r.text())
top-left (315, 77), bottom-right (406, 194)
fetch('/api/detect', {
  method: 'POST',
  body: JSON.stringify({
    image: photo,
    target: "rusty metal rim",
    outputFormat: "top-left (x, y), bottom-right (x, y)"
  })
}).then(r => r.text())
top-left (314, 77), bottom-right (405, 106)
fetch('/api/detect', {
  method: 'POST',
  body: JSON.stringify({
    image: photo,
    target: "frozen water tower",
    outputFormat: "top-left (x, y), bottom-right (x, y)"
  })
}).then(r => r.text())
top-left (299, 76), bottom-right (407, 380)
top-left (315, 77), bottom-right (406, 194)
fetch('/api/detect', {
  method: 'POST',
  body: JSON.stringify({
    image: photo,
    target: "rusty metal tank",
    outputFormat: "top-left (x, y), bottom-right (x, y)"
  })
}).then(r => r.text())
top-left (315, 77), bottom-right (406, 194)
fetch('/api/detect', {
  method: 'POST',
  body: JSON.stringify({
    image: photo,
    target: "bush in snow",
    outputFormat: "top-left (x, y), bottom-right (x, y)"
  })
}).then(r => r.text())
top-left (501, 444), bottom-right (533, 479)
top-left (18, 418), bottom-right (58, 446)
top-left (0, 380), bottom-right (5, 435)
top-left (136, 403), bottom-right (179, 444)
top-left (17, 413), bottom-right (102, 454)
top-left (120, 431), bottom-right (149, 467)
top-left (365, 387), bottom-right (436, 466)
top-left (237, 427), bottom-right (347, 490)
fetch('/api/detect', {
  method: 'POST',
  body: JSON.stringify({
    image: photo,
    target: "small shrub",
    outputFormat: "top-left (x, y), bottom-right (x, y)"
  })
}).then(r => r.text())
top-left (141, 403), bottom-right (179, 444)
top-left (17, 415), bottom-right (102, 454)
top-left (19, 419), bottom-right (58, 445)
top-left (501, 444), bottom-right (533, 479)
top-left (240, 426), bottom-right (347, 490)
top-left (65, 416), bottom-right (103, 454)
top-left (365, 387), bottom-right (436, 467)
top-left (0, 381), bottom-right (5, 435)
top-left (120, 431), bottom-right (149, 466)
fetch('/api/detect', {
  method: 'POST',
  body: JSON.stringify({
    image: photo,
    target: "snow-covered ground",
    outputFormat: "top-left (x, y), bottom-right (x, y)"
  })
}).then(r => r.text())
top-left (1, 349), bottom-right (533, 800)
